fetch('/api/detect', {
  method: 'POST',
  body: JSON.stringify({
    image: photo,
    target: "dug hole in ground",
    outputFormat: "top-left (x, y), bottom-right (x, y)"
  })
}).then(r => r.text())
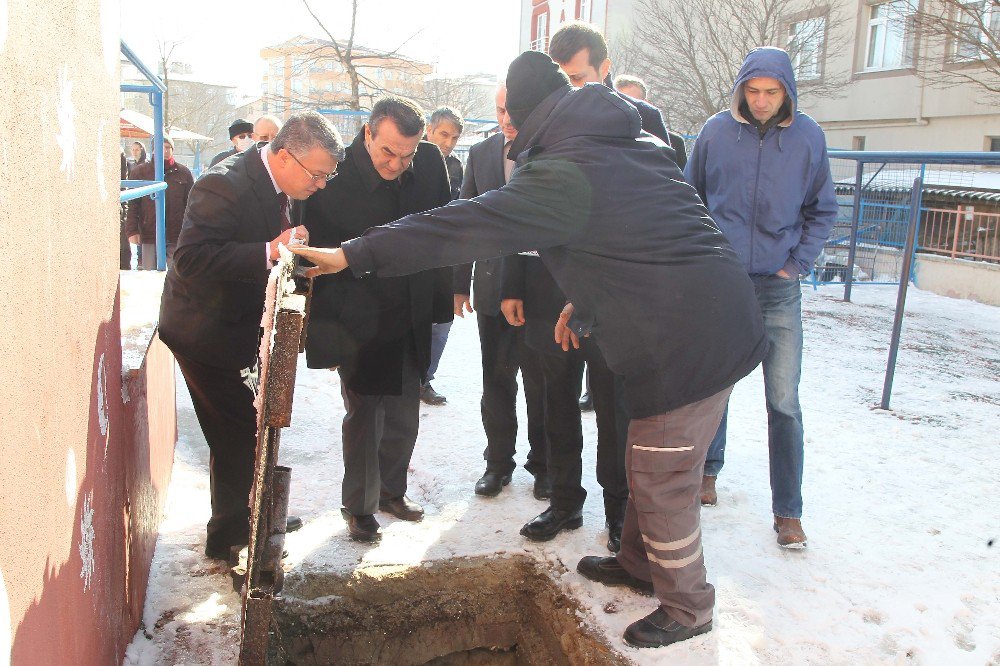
top-left (124, 284), bottom-right (999, 665)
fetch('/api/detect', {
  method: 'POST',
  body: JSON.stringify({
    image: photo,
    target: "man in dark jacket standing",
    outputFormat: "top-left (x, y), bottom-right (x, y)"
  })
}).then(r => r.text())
top-left (454, 85), bottom-right (549, 501)
top-left (292, 52), bottom-right (767, 649)
top-left (159, 112), bottom-right (344, 561)
top-left (125, 134), bottom-right (193, 269)
top-left (209, 118), bottom-right (255, 168)
top-left (685, 47), bottom-right (838, 549)
top-left (302, 96), bottom-right (454, 543)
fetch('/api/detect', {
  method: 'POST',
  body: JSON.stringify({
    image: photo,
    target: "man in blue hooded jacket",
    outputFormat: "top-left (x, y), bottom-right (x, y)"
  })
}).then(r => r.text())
top-left (684, 47), bottom-right (838, 549)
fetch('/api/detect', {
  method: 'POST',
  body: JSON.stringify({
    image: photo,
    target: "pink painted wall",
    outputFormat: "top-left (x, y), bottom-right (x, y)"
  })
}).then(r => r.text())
top-left (0, 1), bottom-right (178, 663)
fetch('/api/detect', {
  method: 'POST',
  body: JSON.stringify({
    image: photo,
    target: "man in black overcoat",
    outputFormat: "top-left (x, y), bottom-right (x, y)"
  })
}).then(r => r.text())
top-left (158, 112), bottom-right (344, 560)
top-left (301, 96), bottom-right (453, 543)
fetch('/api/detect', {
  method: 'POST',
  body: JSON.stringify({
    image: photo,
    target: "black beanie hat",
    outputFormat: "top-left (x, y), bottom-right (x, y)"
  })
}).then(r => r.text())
top-left (229, 118), bottom-right (254, 139)
top-left (505, 51), bottom-right (570, 128)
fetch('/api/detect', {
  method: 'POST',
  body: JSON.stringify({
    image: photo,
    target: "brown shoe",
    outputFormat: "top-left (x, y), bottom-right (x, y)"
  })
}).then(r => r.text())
top-left (379, 495), bottom-right (425, 522)
top-left (774, 516), bottom-right (807, 549)
top-left (700, 476), bottom-right (717, 506)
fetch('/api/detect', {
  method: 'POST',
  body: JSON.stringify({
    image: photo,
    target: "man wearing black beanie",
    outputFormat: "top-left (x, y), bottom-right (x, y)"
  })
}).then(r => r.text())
top-left (291, 50), bottom-right (767, 650)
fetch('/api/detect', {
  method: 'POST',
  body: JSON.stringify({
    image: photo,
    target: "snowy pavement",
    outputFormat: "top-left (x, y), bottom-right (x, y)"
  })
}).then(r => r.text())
top-left (124, 285), bottom-right (999, 665)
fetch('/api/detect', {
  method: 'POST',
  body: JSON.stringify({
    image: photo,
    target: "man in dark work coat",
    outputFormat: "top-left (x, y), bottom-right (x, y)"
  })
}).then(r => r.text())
top-left (453, 84), bottom-right (549, 501)
top-left (301, 96), bottom-right (453, 543)
top-left (158, 112), bottom-right (344, 560)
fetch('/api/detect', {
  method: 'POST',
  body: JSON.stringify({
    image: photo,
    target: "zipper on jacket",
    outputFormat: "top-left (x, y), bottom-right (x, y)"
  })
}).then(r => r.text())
top-left (748, 132), bottom-right (765, 271)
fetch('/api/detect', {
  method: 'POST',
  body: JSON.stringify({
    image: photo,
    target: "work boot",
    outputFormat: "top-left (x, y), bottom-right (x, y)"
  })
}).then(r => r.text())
top-left (700, 475), bottom-right (717, 506)
top-left (623, 607), bottom-right (712, 648)
top-left (774, 516), bottom-right (807, 549)
top-left (576, 555), bottom-right (654, 595)
top-left (419, 383), bottom-right (447, 405)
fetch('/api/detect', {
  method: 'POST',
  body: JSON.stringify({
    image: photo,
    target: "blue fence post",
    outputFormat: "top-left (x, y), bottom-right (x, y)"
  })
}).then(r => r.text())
top-left (151, 90), bottom-right (166, 271)
top-left (880, 176), bottom-right (922, 410)
top-left (844, 159), bottom-right (864, 302)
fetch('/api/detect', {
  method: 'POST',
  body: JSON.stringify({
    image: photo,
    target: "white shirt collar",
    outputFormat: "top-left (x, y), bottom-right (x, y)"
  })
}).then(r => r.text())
top-left (260, 145), bottom-right (282, 195)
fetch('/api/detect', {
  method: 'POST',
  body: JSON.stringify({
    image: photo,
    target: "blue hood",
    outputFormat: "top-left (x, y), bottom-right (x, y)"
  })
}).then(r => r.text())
top-left (730, 47), bottom-right (797, 127)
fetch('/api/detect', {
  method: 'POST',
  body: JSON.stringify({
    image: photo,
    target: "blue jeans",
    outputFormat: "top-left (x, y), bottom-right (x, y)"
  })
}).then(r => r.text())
top-left (703, 275), bottom-right (804, 519)
top-left (426, 321), bottom-right (453, 383)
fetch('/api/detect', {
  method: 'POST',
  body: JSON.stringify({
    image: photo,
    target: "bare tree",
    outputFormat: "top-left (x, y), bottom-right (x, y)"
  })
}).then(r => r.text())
top-left (421, 74), bottom-right (497, 120)
top-left (621, 0), bottom-right (850, 134)
top-left (911, 0), bottom-right (1000, 100)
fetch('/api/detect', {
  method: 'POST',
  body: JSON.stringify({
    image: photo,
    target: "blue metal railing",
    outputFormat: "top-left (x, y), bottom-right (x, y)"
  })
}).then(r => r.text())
top-left (120, 40), bottom-right (168, 270)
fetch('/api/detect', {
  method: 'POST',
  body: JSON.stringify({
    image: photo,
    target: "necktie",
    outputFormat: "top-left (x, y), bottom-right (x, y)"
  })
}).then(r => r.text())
top-left (503, 141), bottom-right (515, 183)
top-left (278, 193), bottom-right (291, 231)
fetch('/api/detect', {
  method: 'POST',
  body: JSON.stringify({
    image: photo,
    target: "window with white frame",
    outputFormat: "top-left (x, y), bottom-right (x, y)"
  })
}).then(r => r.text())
top-left (579, 0), bottom-right (591, 21)
top-left (788, 16), bottom-right (826, 80)
top-left (953, 0), bottom-right (999, 61)
top-left (865, 0), bottom-right (917, 70)
top-left (530, 12), bottom-right (549, 51)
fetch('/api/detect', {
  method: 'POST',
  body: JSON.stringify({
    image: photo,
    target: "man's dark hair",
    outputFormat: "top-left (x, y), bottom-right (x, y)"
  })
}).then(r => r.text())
top-left (271, 110), bottom-right (345, 161)
top-left (548, 21), bottom-right (608, 69)
top-left (429, 107), bottom-right (464, 133)
top-left (369, 95), bottom-right (426, 138)
top-left (614, 75), bottom-right (647, 98)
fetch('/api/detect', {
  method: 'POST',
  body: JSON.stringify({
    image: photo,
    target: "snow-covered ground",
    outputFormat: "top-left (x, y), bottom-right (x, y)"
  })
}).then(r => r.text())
top-left (124, 285), bottom-right (999, 665)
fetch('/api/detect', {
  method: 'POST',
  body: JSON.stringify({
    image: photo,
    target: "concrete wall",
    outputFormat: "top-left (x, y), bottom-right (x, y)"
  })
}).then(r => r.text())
top-left (0, 1), bottom-right (177, 664)
top-left (915, 254), bottom-right (1000, 305)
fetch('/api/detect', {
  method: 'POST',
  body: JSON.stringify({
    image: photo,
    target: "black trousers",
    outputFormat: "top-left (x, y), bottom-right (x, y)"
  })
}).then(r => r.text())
top-left (540, 339), bottom-right (629, 522)
top-left (477, 312), bottom-right (547, 476)
top-left (174, 352), bottom-right (258, 552)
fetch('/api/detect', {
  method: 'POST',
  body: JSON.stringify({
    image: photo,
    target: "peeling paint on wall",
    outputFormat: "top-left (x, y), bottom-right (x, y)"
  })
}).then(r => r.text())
top-left (0, 567), bottom-right (10, 666)
top-left (78, 493), bottom-right (95, 592)
top-left (55, 66), bottom-right (76, 180)
top-left (65, 448), bottom-right (77, 507)
top-left (96, 122), bottom-right (108, 202)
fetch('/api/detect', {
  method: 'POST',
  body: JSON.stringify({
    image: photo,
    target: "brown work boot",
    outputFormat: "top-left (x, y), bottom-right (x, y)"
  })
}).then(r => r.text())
top-left (700, 476), bottom-right (717, 506)
top-left (774, 516), bottom-right (807, 549)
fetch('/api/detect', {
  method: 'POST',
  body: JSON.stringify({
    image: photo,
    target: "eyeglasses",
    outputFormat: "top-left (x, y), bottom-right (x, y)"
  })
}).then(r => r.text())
top-left (288, 151), bottom-right (338, 182)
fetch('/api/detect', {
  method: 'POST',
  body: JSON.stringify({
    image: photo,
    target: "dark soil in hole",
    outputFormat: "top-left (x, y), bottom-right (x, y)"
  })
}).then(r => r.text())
top-left (267, 555), bottom-right (629, 665)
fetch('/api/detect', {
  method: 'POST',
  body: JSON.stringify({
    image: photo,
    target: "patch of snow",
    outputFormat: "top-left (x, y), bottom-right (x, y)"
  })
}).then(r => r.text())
top-left (119, 271), bottom-right (165, 373)
top-left (97, 353), bottom-right (108, 439)
top-left (125, 286), bottom-right (1000, 665)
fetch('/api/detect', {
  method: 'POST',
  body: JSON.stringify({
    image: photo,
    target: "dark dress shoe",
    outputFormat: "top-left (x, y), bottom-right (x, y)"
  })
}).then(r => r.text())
top-left (623, 607), bottom-right (712, 648)
top-left (532, 472), bottom-right (552, 500)
top-left (379, 495), bottom-right (424, 521)
top-left (419, 383), bottom-right (447, 405)
top-left (607, 519), bottom-right (623, 553)
top-left (520, 507), bottom-right (583, 541)
top-left (341, 508), bottom-right (382, 542)
top-left (576, 555), bottom-right (654, 595)
top-left (579, 391), bottom-right (593, 411)
top-left (475, 471), bottom-right (512, 497)
top-left (286, 515), bottom-right (303, 533)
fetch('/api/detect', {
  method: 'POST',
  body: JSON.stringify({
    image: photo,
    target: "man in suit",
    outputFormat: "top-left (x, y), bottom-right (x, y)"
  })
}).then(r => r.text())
top-left (158, 111), bottom-right (345, 561)
top-left (302, 96), bottom-right (454, 543)
top-left (420, 106), bottom-right (466, 406)
top-left (454, 85), bottom-right (549, 501)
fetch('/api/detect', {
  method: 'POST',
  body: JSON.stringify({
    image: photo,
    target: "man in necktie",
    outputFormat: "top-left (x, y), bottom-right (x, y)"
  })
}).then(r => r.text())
top-left (158, 112), bottom-right (345, 561)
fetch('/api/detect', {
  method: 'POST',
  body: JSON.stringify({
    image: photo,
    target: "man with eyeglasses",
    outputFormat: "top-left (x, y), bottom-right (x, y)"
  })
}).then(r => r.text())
top-left (158, 111), bottom-right (345, 563)
top-left (300, 95), bottom-right (454, 543)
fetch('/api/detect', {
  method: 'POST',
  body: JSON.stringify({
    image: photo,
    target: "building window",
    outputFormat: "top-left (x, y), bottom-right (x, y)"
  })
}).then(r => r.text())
top-left (852, 135), bottom-right (867, 150)
top-left (531, 12), bottom-right (549, 51)
top-left (952, 0), bottom-right (1000, 61)
top-left (865, 0), bottom-right (917, 70)
top-left (989, 136), bottom-right (1000, 151)
top-left (579, 0), bottom-right (590, 21)
top-left (788, 16), bottom-right (826, 81)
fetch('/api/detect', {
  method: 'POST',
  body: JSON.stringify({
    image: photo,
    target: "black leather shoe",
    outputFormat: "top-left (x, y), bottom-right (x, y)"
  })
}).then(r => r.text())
top-left (607, 519), bottom-right (623, 553)
top-left (579, 391), bottom-right (593, 411)
top-left (420, 383), bottom-right (447, 405)
top-left (341, 508), bottom-right (382, 542)
top-left (532, 472), bottom-right (552, 500)
top-left (576, 555), bottom-right (654, 595)
top-left (520, 507), bottom-right (583, 541)
top-left (623, 607), bottom-right (712, 648)
top-left (379, 495), bottom-right (424, 522)
top-left (475, 471), bottom-right (511, 497)
top-left (286, 515), bottom-right (303, 533)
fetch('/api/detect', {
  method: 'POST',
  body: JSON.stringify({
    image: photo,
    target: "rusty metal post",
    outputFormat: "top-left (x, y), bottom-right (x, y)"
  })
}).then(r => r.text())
top-left (844, 159), bottom-right (864, 302)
